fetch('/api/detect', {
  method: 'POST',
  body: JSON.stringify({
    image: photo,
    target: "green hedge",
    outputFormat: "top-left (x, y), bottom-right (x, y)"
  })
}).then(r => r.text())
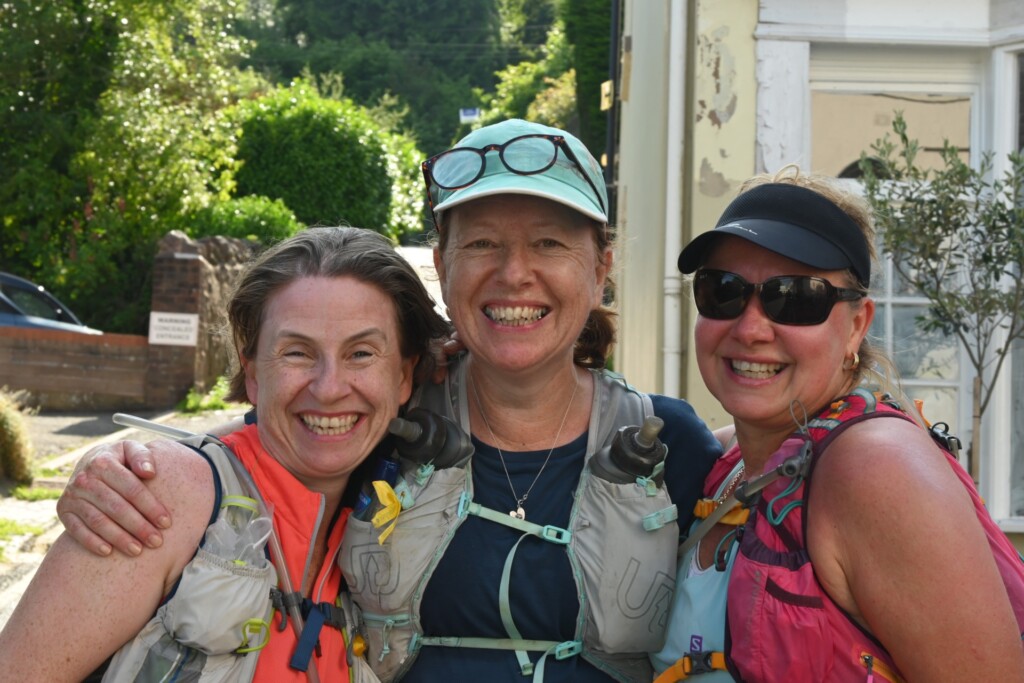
top-left (233, 82), bottom-right (393, 234)
top-left (183, 195), bottom-right (303, 242)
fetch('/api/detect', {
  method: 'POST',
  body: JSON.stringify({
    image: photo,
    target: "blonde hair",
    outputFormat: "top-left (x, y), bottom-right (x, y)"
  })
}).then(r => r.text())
top-left (739, 166), bottom-right (916, 417)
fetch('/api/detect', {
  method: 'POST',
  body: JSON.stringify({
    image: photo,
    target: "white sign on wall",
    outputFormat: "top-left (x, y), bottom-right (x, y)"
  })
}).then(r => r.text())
top-left (148, 312), bottom-right (199, 347)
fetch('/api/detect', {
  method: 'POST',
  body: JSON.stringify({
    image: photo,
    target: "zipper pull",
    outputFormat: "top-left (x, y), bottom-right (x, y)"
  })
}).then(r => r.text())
top-left (863, 653), bottom-right (875, 682)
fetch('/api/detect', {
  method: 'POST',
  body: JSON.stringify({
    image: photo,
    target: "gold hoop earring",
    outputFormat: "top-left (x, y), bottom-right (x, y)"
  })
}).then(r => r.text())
top-left (843, 351), bottom-right (860, 372)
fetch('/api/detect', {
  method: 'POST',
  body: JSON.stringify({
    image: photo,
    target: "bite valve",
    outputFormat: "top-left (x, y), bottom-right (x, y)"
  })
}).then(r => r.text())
top-left (590, 415), bottom-right (668, 485)
top-left (387, 407), bottom-right (473, 469)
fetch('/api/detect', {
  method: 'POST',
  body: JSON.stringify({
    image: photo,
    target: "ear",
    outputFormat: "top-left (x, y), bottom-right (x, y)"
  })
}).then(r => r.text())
top-left (242, 356), bottom-right (259, 406)
top-left (399, 354), bottom-right (417, 405)
top-left (592, 246), bottom-right (613, 308)
top-left (849, 297), bottom-right (875, 352)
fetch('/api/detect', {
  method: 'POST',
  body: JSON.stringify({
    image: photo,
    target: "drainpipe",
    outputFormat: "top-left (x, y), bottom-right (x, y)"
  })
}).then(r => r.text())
top-left (662, 0), bottom-right (686, 397)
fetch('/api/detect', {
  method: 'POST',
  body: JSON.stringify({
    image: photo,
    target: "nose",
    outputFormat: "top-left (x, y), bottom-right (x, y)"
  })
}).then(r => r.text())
top-left (730, 291), bottom-right (776, 345)
top-left (496, 242), bottom-right (534, 287)
top-left (309, 357), bottom-right (354, 401)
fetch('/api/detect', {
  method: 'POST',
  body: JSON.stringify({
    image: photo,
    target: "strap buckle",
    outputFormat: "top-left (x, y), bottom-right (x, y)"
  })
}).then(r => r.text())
top-left (552, 640), bottom-right (582, 660)
top-left (539, 525), bottom-right (571, 544)
top-left (685, 650), bottom-right (726, 675)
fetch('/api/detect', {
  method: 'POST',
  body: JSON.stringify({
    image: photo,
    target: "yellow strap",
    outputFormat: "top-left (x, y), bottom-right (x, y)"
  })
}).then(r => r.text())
top-left (693, 498), bottom-right (750, 526)
top-left (370, 480), bottom-right (402, 544)
top-left (653, 652), bottom-right (729, 682)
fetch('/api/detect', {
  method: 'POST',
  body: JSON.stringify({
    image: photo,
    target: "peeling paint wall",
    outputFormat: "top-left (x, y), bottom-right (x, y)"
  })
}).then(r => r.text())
top-left (683, 0), bottom-right (758, 427)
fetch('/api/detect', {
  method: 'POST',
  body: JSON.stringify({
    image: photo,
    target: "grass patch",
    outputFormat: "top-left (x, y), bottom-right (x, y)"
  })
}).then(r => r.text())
top-left (34, 467), bottom-right (66, 478)
top-left (0, 517), bottom-right (44, 561)
top-left (178, 376), bottom-right (235, 414)
top-left (12, 486), bottom-right (62, 502)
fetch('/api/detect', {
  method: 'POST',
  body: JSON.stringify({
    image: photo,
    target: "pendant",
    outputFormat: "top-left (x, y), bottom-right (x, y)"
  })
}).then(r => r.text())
top-left (509, 506), bottom-right (526, 520)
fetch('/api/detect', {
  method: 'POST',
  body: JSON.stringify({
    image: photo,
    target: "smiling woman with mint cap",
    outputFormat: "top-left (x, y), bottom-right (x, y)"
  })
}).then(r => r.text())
top-left (652, 168), bottom-right (1024, 682)
top-left (336, 118), bottom-right (719, 682)
top-left (54, 119), bottom-right (721, 682)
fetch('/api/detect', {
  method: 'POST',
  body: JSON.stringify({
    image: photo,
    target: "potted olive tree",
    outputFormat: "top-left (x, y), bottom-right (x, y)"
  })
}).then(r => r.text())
top-left (860, 113), bottom-right (1024, 482)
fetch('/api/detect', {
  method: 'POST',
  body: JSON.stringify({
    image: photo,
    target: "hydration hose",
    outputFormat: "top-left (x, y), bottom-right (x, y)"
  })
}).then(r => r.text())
top-left (677, 440), bottom-right (811, 558)
top-left (112, 413), bottom-right (323, 683)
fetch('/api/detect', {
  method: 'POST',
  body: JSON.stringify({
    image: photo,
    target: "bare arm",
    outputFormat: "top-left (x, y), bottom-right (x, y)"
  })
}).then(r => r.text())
top-left (808, 419), bottom-right (1024, 681)
top-left (57, 418), bottom-right (244, 557)
top-left (0, 441), bottom-right (214, 680)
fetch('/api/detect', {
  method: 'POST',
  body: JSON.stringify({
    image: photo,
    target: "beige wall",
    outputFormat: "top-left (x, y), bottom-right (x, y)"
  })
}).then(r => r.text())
top-left (615, 0), bottom-right (759, 435)
top-left (613, 0), bottom-right (671, 393)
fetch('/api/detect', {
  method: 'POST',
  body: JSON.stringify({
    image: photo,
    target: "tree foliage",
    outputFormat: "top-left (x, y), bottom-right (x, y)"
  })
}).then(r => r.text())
top-left (246, 0), bottom-right (505, 153)
top-left (1, 0), bottom-right (266, 333)
top-left (563, 0), bottom-right (610, 156)
top-left (2, 0), bottom-right (428, 332)
top-left (860, 113), bottom-right (1024, 473)
top-left (477, 21), bottom-right (574, 128)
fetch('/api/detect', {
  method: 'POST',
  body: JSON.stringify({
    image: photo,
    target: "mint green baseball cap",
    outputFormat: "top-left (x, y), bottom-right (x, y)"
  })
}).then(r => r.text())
top-left (427, 119), bottom-right (608, 223)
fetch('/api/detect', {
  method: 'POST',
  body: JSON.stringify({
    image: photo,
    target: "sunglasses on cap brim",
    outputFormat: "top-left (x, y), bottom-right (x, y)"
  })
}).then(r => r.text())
top-left (693, 269), bottom-right (865, 326)
top-left (421, 133), bottom-right (606, 228)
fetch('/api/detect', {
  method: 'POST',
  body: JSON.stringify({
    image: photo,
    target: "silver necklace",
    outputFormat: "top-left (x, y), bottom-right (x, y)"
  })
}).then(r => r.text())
top-left (470, 371), bottom-right (580, 521)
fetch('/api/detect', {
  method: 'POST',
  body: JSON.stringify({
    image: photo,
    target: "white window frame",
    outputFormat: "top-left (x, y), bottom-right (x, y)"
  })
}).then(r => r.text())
top-left (753, 38), bottom-right (1024, 518)
top-left (988, 42), bottom-right (1024, 528)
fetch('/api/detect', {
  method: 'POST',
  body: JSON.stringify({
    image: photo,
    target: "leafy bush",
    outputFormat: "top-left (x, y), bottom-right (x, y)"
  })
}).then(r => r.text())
top-left (0, 388), bottom-right (34, 486)
top-left (233, 81), bottom-right (392, 233)
top-left (184, 195), bottom-right (304, 242)
top-left (178, 375), bottom-right (236, 413)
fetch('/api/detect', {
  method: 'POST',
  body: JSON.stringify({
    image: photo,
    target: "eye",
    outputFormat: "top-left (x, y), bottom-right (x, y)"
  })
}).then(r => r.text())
top-left (347, 347), bottom-right (379, 365)
top-left (537, 238), bottom-right (563, 248)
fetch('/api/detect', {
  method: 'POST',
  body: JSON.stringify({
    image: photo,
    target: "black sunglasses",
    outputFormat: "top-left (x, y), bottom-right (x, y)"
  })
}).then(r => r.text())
top-left (421, 133), bottom-right (606, 225)
top-left (693, 268), bottom-right (864, 326)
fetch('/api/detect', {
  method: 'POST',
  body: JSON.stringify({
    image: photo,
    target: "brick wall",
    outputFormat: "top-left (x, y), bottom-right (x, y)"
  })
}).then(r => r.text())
top-left (0, 231), bottom-right (253, 410)
top-left (0, 328), bottom-right (148, 410)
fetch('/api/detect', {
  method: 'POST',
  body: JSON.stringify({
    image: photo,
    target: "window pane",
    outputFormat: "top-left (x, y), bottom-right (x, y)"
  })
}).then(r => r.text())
top-left (811, 91), bottom-right (970, 178)
top-left (906, 385), bottom-right (958, 433)
top-left (892, 304), bottom-right (958, 380)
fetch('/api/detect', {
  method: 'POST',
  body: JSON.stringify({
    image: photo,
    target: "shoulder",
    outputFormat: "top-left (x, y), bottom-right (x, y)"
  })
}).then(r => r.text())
top-left (147, 440), bottom-right (218, 536)
top-left (808, 414), bottom-right (977, 566)
top-left (812, 415), bottom-right (954, 501)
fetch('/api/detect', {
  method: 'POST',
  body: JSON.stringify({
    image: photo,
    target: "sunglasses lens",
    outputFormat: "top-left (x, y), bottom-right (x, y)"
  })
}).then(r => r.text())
top-left (761, 277), bottom-right (831, 325)
top-left (694, 271), bottom-right (749, 319)
top-left (431, 148), bottom-right (483, 189)
top-left (503, 136), bottom-right (558, 173)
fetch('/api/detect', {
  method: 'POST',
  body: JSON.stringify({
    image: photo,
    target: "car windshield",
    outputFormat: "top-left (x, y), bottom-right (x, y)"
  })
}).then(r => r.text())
top-left (1, 282), bottom-right (67, 322)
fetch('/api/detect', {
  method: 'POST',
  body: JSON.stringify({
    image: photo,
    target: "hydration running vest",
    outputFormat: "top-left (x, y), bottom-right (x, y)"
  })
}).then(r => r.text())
top-left (102, 433), bottom-right (379, 683)
top-left (725, 389), bottom-right (1024, 683)
top-left (339, 358), bottom-right (681, 682)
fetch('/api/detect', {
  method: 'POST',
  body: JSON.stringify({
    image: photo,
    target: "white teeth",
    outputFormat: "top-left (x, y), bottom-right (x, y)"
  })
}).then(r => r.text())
top-left (732, 360), bottom-right (783, 379)
top-left (484, 305), bottom-right (547, 326)
top-left (301, 414), bottom-right (357, 435)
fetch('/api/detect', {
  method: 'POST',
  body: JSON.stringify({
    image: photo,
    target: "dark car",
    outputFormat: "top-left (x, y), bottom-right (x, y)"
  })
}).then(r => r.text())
top-left (0, 272), bottom-right (101, 334)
